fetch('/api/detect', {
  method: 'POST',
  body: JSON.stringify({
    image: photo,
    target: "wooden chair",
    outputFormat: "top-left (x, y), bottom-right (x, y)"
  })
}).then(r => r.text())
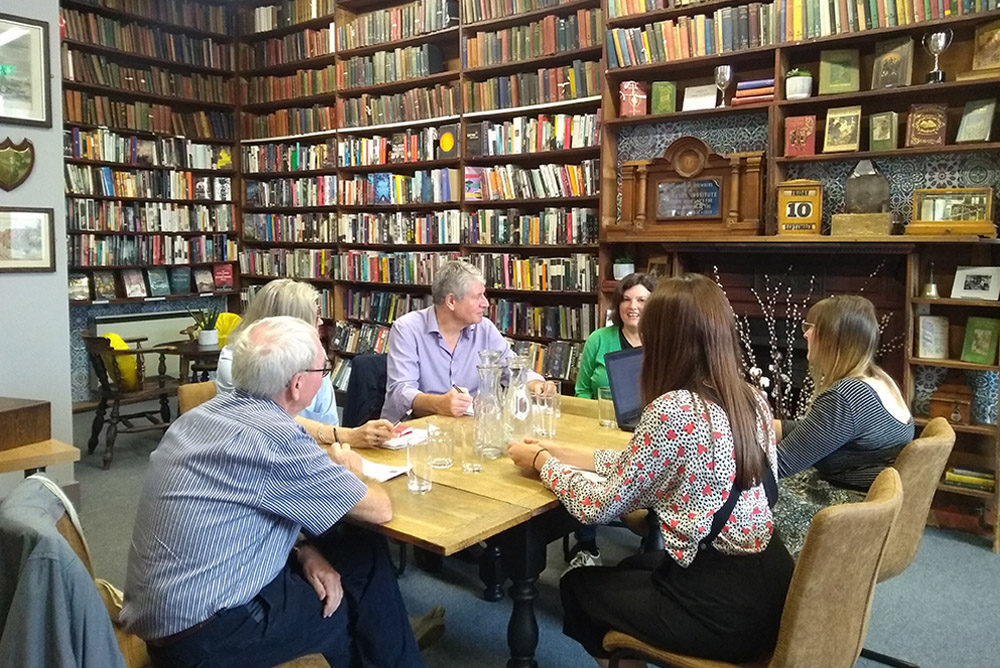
top-left (177, 381), bottom-right (217, 415)
top-left (603, 466), bottom-right (904, 668)
top-left (860, 417), bottom-right (955, 668)
top-left (82, 332), bottom-right (181, 469)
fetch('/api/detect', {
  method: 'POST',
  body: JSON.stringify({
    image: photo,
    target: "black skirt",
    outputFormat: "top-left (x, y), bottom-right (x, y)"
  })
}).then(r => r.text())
top-left (560, 536), bottom-right (794, 662)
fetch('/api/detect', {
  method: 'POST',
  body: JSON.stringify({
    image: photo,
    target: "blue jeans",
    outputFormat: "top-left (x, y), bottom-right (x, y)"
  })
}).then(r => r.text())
top-left (148, 526), bottom-right (423, 668)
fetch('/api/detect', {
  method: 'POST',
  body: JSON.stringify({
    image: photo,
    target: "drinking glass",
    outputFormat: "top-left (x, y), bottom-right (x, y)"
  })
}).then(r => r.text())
top-left (531, 393), bottom-right (557, 438)
top-left (715, 65), bottom-right (732, 108)
top-left (407, 435), bottom-right (432, 493)
top-left (597, 387), bottom-right (618, 429)
top-left (458, 422), bottom-right (484, 473)
top-left (427, 419), bottom-right (454, 469)
top-left (548, 379), bottom-right (562, 418)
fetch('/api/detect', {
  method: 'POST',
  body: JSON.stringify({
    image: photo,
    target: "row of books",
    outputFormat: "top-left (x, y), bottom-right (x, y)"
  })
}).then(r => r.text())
top-left (460, 0), bottom-right (576, 26)
top-left (239, 26), bottom-right (334, 70)
top-left (63, 91), bottom-right (236, 140)
top-left (61, 9), bottom-right (234, 70)
top-left (329, 250), bottom-right (461, 284)
top-left (329, 321), bottom-right (391, 355)
top-left (245, 175), bottom-right (338, 207)
top-left (244, 0), bottom-right (336, 34)
top-left (337, 82), bottom-right (461, 128)
top-left (463, 161), bottom-right (599, 201)
top-left (241, 65), bottom-right (336, 105)
top-left (71, 0), bottom-right (231, 35)
top-left (328, 356), bottom-right (353, 393)
top-left (65, 166), bottom-right (232, 201)
top-left (61, 48), bottom-right (233, 105)
top-left (244, 212), bottom-right (337, 243)
top-left (508, 337), bottom-right (583, 382)
top-left (338, 125), bottom-right (454, 167)
top-left (68, 199), bottom-right (236, 234)
top-left (69, 264), bottom-right (233, 302)
top-left (466, 112), bottom-right (601, 157)
top-left (336, 44), bottom-right (446, 91)
top-left (339, 169), bottom-right (462, 206)
top-left (463, 207), bottom-right (599, 245)
top-left (335, 0), bottom-right (459, 53)
top-left (243, 140), bottom-right (334, 173)
top-left (943, 467), bottom-right (996, 492)
top-left (491, 300), bottom-right (598, 341)
top-left (241, 104), bottom-right (336, 140)
top-left (64, 127), bottom-right (233, 171)
top-left (343, 288), bottom-right (433, 324)
top-left (461, 60), bottom-right (601, 113)
top-left (242, 283), bottom-right (336, 316)
top-left (70, 233), bottom-right (238, 267)
top-left (467, 252), bottom-right (599, 292)
top-left (607, 0), bottom-right (709, 20)
top-left (462, 9), bottom-right (604, 70)
top-left (338, 210), bottom-right (464, 245)
top-left (239, 247), bottom-right (336, 279)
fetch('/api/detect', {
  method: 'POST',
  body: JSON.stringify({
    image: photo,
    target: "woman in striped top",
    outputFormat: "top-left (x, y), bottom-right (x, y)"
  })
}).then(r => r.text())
top-left (775, 294), bottom-right (914, 556)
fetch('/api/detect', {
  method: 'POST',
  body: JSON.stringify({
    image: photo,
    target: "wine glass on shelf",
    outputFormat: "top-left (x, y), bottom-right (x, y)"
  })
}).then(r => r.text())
top-left (715, 65), bottom-right (732, 108)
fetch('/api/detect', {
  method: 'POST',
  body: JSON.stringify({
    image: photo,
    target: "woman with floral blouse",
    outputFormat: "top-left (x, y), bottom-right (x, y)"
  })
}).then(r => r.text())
top-left (509, 274), bottom-right (795, 665)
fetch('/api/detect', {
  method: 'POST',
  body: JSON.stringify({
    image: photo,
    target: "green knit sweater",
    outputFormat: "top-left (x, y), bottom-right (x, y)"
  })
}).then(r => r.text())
top-left (574, 325), bottom-right (623, 399)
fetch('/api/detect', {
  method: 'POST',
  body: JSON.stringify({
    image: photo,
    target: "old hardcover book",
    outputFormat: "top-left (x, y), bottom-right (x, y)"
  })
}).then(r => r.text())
top-left (869, 111), bottom-right (898, 151)
top-left (956, 98), bottom-right (996, 143)
top-left (906, 103), bottom-right (947, 148)
top-left (819, 49), bottom-right (860, 94)
top-left (784, 115), bottom-right (817, 157)
top-left (650, 81), bottom-right (676, 114)
top-left (465, 122), bottom-right (485, 158)
top-left (619, 81), bottom-right (649, 117)
top-left (872, 37), bottom-right (913, 89)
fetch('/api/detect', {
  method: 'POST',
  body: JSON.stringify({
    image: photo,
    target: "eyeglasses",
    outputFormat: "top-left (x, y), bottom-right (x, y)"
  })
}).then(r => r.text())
top-left (302, 359), bottom-right (333, 378)
top-left (801, 321), bottom-right (815, 335)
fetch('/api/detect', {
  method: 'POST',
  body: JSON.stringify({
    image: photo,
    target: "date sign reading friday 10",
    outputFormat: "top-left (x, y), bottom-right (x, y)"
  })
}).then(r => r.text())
top-left (777, 179), bottom-right (823, 234)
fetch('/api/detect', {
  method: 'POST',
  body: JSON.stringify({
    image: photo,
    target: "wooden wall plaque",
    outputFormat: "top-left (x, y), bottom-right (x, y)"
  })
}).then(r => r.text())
top-left (612, 136), bottom-right (764, 240)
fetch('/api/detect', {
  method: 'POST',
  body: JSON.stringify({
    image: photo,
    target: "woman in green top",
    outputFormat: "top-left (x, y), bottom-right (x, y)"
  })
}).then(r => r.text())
top-left (575, 272), bottom-right (658, 399)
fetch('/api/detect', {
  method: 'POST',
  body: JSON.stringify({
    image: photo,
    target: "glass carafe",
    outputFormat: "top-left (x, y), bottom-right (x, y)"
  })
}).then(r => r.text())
top-left (504, 354), bottom-right (533, 442)
top-left (474, 359), bottom-right (505, 459)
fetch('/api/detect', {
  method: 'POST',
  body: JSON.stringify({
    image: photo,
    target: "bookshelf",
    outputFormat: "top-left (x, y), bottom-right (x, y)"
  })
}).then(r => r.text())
top-left (599, 3), bottom-right (1000, 548)
top-left (60, 2), bottom-right (240, 311)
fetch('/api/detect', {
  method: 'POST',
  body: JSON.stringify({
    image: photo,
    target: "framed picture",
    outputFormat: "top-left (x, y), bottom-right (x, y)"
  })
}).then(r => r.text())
top-left (973, 19), bottom-right (1000, 72)
top-left (961, 316), bottom-right (1000, 366)
top-left (869, 111), bottom-right (898, 151)
top-left (0, 13), bottom-right (52, 127)
top-left (645, 255), bottom-right (670, 278)
top-left (823, 105), bottom-right (862, 153)
top-left (0, 206), bottom-right (54, 272)
top-left (951, 266), bottom-right (1000, 301)
top-left (818, 49), bottom-right (860, 95)
top-left (872, 37), bottom-right (913, 89)
top-left (956, 98), bottom-right (996, 143)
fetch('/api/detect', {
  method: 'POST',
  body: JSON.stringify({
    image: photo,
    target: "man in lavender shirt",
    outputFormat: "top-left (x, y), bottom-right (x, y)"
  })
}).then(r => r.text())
top-left (382, 260), bottom-right (546, 423)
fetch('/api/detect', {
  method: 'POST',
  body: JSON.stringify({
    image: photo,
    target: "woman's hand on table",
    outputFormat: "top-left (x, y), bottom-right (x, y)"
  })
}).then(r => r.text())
top-left (509, 438), bottom-right (551, 472)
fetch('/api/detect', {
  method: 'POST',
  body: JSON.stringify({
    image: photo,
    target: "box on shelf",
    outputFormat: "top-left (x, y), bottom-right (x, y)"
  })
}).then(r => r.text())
top-left (0, 398), bottom-right (51, 452)
top-left (830, 213), bottom-right (893, 236)
top-left (776, 180), bottom-right (822, 234)
top-left (929, 382), bottom-right (973, 426)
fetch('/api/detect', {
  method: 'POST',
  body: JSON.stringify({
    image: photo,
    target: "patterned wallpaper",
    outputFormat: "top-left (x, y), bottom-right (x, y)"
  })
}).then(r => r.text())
top-left (617, 111), bottom-right (770, 163)
top-left (69, 297), bottom-right (227, 402)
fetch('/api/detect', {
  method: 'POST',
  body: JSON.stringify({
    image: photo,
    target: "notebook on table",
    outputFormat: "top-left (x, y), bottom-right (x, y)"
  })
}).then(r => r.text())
top-left (604, 347), bottom-right (644, 432)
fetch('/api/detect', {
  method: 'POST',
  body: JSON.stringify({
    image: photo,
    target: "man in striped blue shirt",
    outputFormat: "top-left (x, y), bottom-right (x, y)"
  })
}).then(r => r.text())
top-left (121, 316), bottom-right (423, 668)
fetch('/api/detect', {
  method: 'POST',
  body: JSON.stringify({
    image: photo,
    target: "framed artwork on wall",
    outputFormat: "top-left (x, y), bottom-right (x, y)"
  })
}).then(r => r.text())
top-left (0, 13), bottom-right (52, 127)
top-left (0, 206), bottom-right (55, 272)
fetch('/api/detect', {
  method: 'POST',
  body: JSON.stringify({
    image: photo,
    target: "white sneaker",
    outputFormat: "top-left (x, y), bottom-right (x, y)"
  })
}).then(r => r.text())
top-left (564, 549), bottom-right (602, 574)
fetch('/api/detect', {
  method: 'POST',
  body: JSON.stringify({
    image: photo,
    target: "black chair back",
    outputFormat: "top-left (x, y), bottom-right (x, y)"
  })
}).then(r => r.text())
top-left (341, 354), bottom-right (388, 427)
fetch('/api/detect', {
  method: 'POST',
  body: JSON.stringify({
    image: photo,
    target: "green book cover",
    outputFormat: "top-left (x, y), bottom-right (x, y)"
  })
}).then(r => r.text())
top-left (869, 111), bottom-right (898, 151)
top-left (650, 81), bottom-right (676, 115)
top-left (961, 316), bottom-right (1000, 366)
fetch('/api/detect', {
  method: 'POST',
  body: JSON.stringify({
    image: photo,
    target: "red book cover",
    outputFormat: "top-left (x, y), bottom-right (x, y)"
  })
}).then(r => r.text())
top-left (784, 115), bottom-right (817, 156)
top-left (213, 263), bottom-right (234, 290)
top-left (619, 81), bottom-right (648, 117)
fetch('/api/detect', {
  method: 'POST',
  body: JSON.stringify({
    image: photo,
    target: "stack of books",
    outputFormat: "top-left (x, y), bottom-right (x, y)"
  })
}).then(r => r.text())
top-left (943, 467), bottom-right (995, 493)
top-left (732, 78), bottom-right (774, 106)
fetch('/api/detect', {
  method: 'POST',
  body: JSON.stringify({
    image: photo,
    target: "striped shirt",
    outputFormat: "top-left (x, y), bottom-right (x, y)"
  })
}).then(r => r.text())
top-left (120, 391), bottom-right (367, 640)
top-left (777, 377), bottom-right (914, 488)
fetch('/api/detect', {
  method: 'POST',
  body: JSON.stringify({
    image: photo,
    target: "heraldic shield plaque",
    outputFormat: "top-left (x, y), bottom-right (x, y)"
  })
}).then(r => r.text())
top-left (0, 138), bottom-right (35, 191)
top-left (614, 136), bottom-right (764, 240)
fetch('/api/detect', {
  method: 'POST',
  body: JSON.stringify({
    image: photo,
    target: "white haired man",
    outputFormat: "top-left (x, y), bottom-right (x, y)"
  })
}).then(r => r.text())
top-left (121, 316), bottom-right (423, 668)
top-left (382, 260), bottom-right (546, 423)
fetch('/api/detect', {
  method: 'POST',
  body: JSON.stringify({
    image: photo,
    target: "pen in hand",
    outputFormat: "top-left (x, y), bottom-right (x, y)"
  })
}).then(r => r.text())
top-left (452, 384), bottom-right (469, 394)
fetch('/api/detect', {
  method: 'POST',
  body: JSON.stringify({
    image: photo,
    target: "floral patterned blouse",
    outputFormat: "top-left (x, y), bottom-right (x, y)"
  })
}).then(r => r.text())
top-left (538, 388), bottom-right (778, 568)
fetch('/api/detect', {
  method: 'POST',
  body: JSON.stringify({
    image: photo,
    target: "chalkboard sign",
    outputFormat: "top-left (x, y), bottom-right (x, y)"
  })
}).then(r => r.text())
top-left (655, 179), bottom-right (722, 219)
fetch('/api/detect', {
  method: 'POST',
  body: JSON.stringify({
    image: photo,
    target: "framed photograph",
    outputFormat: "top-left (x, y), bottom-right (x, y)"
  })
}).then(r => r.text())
top-left (961, 316), bottom-right (1000, 366)
top-left (973, 19), bottom-right (1000, 72)
top-left (645, 255), bottom-right (670, 279)
top-left (823, 105), bottom-right (862, 153)
top-left (956, 98), bottom-right (996, 144)
top-left (951, 266), bottom-right (1000, 301)
top-left (818, 49), bottom-right (860, 95)
top-left (0, 206), bottom-right (54, 272)
top-left (0, 13), bottom-right (52, 127)
top-left (872, 37), bottom-right (913, 89)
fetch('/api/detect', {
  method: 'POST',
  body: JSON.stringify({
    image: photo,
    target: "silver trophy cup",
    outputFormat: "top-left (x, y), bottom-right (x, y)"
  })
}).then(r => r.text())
top-left (922, 29), bottom-right (953, 84)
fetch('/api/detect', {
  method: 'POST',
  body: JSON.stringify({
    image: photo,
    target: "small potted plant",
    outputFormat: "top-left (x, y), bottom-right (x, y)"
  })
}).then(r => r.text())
top-left (188, 306), bottom-right (221, 346)
top-left (785, 67), bottom-right (813, 100)
top-left (613, 255), bottom-right (635, 280)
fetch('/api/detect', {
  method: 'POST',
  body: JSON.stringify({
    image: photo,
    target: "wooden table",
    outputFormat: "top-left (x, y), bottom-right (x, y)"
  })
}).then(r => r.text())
top-left (360, 409), bottom-right (632, 668)
top-left (0, 439), bottom-right (81, 477)
top-left (157, 340), bottom-right (221, 383)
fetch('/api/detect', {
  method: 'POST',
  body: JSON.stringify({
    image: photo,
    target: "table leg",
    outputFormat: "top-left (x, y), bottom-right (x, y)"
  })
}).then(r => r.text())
top-left (479, 539), bottom-right (506, 602)
top-left (499, 520), bottom-right (548, 668)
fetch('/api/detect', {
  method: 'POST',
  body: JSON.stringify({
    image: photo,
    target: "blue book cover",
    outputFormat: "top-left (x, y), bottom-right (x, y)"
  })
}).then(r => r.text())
top-left (372, 173), bottom-right (391, 204)
top-left (736, 78), bottom-right (775, 90)
top-left (606, 31), bottom-right (618, 69)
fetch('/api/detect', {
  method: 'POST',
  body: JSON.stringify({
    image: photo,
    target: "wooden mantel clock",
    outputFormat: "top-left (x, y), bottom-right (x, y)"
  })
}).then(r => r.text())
top-left (613, 136), bottom-right (764, 240)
